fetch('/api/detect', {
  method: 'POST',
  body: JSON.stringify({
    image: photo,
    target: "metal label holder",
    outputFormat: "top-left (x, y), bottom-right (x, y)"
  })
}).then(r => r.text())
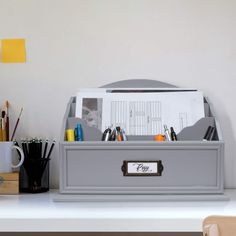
top-left (121, 160), bottom-right (164, 176)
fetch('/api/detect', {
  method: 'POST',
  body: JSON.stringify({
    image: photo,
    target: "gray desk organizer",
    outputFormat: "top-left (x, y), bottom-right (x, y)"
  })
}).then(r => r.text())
top-left (58, 80), bottom-right (225, 201)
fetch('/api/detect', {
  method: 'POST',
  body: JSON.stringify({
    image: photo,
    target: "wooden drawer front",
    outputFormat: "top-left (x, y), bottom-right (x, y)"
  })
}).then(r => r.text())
top-left (61, 144), bottom-right (223, 194)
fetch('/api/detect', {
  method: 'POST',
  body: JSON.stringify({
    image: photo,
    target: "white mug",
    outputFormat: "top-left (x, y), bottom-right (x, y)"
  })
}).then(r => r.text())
top-left (0, 141), bottom-right (24, 173)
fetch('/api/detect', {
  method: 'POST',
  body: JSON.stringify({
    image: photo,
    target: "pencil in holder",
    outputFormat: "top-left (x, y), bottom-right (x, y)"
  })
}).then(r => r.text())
top-left (20, 158), bottom-right (50, 193)
top-left (16, 139), bottom-right (55, 193)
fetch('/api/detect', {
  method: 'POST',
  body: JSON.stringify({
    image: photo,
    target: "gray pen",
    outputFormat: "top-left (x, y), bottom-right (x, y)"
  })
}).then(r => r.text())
top-left (164, 125), bottom-right (171, 141)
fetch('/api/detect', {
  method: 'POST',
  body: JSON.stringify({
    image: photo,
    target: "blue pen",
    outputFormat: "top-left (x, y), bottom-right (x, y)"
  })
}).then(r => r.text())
top-left (74, 127), bottom-right (78, 141)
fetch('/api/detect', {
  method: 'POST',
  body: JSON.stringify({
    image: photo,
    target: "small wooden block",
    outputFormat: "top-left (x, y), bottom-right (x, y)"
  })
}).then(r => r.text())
top-left (0, 172), bottom-right (19, 194)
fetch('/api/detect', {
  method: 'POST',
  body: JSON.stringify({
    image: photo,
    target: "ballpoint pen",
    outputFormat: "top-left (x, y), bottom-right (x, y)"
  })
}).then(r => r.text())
top-left (164, 124), bottom-right (171, 141)
top-left (170, 127), bottom-right (178, 141)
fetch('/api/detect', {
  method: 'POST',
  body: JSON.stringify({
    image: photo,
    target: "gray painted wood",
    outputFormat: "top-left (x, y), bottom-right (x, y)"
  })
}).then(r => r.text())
top-left (59, 79), bottom-right (224, 200)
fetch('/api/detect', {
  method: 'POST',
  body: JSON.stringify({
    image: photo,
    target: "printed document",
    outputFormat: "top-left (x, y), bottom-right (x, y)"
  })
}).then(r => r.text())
top-left (76, 88), bottom-right (205, 135)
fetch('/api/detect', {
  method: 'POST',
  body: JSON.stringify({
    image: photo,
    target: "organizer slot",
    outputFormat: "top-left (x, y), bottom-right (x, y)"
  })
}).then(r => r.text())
top-left (66, 116), bottom-right (219, 142)
top-left (66, 97), bottom-right (217, 142)
top-left (177, 117), bottom-right (217, 141)
top-left (66, 117), bottom-right (102, 141)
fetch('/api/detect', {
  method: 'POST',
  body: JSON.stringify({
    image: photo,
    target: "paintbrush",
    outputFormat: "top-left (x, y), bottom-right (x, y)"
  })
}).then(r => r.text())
top-left (0, 118), bottom-right (2, 141)
top-left (11, 107), bottom-right (23, 141)
top-left (1, 110), bottom-right (6, 141)
top-left (5, 101), bottom-right (9, 141)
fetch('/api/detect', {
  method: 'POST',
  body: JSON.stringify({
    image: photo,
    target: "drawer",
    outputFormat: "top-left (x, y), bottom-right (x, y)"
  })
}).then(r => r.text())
top-left (60, 142), bottom-right (223, 194)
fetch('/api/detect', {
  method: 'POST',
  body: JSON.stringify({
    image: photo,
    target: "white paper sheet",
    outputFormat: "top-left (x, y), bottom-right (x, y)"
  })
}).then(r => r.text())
top-left (76, 88), bottom-right (205, 135)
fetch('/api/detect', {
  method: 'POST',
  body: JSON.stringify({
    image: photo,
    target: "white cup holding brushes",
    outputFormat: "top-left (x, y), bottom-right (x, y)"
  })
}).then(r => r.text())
top-left (0, 141), bottom-right (24, 173)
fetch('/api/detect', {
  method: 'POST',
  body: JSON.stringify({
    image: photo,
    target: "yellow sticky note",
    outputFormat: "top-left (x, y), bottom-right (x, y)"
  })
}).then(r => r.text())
top-left (1, 39), bottom-right (26, 63)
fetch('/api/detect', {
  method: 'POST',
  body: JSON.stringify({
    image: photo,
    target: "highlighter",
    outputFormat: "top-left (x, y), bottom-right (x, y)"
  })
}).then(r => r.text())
top-left (77, 123), bottom-right (83, 141)
top-left (154, 134), bottom-right (166, 141)
top-left (66, 129), bottom-right (75, 142)
top-left (116, 127), bottom-right (123, 141)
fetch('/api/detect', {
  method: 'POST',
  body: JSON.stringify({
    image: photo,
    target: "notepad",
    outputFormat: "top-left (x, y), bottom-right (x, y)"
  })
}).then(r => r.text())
top-left (1, 39), bottom-right (26, 63)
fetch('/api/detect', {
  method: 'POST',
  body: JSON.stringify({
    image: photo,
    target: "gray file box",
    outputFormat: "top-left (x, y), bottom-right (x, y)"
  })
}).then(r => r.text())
top-left (59, 80), bottom-right (224, 200)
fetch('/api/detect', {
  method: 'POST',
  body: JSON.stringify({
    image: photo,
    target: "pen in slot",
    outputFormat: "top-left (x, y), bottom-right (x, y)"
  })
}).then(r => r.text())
top-left (170, 127), bottom-right (178, 141)
top-left (77, 123), bottom-right (83, 141)
top-left (74, 127), bottom-right (78, 141)
top-left (102, 127), bottom-right (112, 141)
top-left (121, 129), bottom-right (127, 141)
top-left (208, 127), bottom-right (216, 141)
top-left (203, 126), bottom-right (211, 141)
top-left (203, 126), bottom-right (215, 141)
top-left (116, 127), bottom-right (123, 141)
top-left (109, 129), bottom-right (116, 141)
top-left (164, 124), bottom-right (171, 141)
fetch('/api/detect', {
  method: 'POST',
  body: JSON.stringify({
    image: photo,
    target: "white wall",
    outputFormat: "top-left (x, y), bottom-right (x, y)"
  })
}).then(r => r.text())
top-left (0, 0), bottom-right (235, 188)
